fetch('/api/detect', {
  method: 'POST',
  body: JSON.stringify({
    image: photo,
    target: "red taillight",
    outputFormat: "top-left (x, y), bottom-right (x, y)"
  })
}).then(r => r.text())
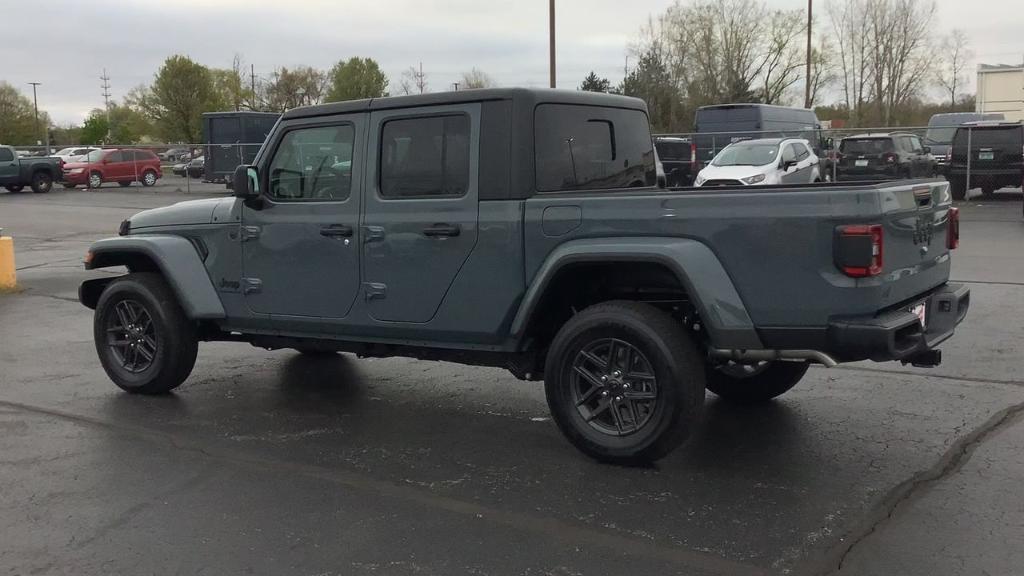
top-left (690, 142), bottom-right (697, 164)
top-left (884, 153), bottom-right (897, 164)
top-left (837, 224), bottom-right (884, 278)
top-left (946, 207), bottom-right (959, 250)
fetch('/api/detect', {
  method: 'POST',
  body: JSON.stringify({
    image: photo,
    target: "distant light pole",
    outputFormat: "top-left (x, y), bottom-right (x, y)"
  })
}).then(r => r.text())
top-left (804, 0), bottom-right (813, 109)
top-left (549, 0), bottom-right (556, 88)
top-left (28, 82), bottom-right (44, 151)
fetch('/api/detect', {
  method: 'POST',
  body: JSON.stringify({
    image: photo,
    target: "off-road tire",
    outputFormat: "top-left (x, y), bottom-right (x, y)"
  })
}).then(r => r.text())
top-left (31, 171), bottom-right (52, 193)
top-left (544, 301), bottom-right (705, 465)
top-left (94, 272), bottom-right (198, 395)
top-left (705, 361), bottom-right (809, 404)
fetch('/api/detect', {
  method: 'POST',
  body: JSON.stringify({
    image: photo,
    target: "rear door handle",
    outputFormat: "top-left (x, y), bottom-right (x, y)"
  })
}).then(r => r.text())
top-left (320, 224), bottom-right (353, 238)
top-left (422, 223), bottom-right (461, 238)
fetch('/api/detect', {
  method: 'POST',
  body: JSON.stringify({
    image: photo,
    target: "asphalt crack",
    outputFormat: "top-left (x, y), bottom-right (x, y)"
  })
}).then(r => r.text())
top-left (808, 399), bottom-right (1024, 575)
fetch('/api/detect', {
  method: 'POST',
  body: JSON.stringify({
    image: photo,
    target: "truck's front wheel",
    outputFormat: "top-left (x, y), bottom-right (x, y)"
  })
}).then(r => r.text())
top-left (705, 361), bottom-right (809, 404)
top-left (94, 273), bottom-right (198, 395)
top-left (544, 301), bottom-right (705, 465)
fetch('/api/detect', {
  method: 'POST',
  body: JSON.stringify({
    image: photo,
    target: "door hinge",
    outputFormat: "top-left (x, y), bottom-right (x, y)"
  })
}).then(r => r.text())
top-left (363, 282), bottom-right (387, 300)
top-left (241, 278), bottom-right (263, 295)
top-left (240, 225), bottom-right (261, 241)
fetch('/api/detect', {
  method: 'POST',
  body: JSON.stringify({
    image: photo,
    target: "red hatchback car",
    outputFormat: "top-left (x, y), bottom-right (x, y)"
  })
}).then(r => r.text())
top-left (62, 149), bottom-right (162, 189)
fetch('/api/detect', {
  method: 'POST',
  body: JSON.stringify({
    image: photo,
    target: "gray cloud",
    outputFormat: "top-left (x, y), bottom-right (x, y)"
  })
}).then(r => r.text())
top-left (3, 0), bottom-right (1017, 124)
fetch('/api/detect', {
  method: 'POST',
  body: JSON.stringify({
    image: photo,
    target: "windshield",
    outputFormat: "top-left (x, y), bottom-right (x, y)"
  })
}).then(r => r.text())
top-left (84, 150), bottom-right (105, 162)
top-left (925, 127), bottom-right (956, 145)
top-left (711, 143), bottom-right (779, 167)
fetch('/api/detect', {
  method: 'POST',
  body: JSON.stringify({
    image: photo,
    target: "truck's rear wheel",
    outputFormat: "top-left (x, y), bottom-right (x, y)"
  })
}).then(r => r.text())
top-left (94, 273), bottom-right (198, 395)
top-left (705, 361), bottom-right (809, 404)
top-left (544, 301), bottom-right (705, 465)
top-left (31, 172), bottom-right (53, 193)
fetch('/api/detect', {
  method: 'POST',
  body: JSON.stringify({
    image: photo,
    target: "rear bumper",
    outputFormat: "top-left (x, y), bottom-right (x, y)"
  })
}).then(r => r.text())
top-left (827, 283), bottom-right (970, 363)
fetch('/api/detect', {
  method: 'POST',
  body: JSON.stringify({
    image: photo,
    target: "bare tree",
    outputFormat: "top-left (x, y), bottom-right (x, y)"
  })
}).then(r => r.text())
top-left (866, 0), bottom-right (936, 125)
top-left (806, 34), bottom-right (839, 107)
top-left (399, 64), bottom-right (429, 95)
top-left (758, 8), bottom-right (808, 104)
top-left (460, 68), bottom-right (496, 89)
top-left (263, 66), bottom-right (327, 112)
top-left (829, 0), bottom-right (874, 124)
top-left (936, 29), bottom-right (972, 106)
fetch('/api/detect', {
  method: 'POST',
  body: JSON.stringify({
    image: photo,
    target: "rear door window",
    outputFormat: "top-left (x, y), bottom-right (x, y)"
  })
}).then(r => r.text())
top-left (379, 115), bottom-right (470, 199)
top-left (793, 143), bottom-right (810, 160)
top-left (535, 104), bottom-right (656, 192)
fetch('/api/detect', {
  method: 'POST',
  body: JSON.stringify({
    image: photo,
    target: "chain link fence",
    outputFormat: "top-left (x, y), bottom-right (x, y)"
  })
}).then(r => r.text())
top-left (6, 142), bottom-right (266, 194)
top-left (654, 123), bottom-right (1023, 199)
top-left (7, 123), bottom-right (1022, 199)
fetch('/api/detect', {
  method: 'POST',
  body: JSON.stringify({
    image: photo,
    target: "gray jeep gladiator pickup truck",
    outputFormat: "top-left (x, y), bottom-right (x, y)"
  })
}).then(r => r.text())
top-left (0, 145), bottom-right (61, 193)
top-left (79, 89), bottom-right (969, 464)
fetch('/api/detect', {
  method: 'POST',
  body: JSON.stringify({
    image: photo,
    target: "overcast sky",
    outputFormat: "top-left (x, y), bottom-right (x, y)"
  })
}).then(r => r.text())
top-left (5, 0), bottom-right (1022, 125)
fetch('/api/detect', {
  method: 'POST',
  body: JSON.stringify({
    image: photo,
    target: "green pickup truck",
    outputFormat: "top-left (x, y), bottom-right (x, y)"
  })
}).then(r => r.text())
top-left (0, 145), bottom-right (61, 193)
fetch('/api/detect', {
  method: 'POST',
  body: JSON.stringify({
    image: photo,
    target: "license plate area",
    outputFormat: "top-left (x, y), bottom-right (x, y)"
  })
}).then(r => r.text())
top-left (979, 151), bottom-right (994, 160)
top-left (855, 159), bottom-right (869, 167)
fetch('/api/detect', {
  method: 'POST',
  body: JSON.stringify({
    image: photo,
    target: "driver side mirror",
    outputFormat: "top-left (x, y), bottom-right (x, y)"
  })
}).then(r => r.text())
top-left (782, 160), bottom-right (798, 171)
top-left (922, 146), bottom-right (931, 154)
top-left (233, 165), bottom-right (260, 200)
top-left (825, 137), bottom-right (835, 150)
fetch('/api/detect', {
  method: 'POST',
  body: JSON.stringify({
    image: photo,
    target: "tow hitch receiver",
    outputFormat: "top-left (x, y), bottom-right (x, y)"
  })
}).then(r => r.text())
top-left (901, 349), bottom-right (942, 368)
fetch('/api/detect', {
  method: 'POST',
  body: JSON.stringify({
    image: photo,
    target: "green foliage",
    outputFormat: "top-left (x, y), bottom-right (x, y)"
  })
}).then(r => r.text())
top-left (620, 51), bottom-right (686, 132)
top-left (141, 55), bottom-right (223, 142)
top-left (580, 72), bottom-right (611, 93)
top-left (327, 57), bottom-right (389, 102)
top-left (80, 110), bottom-right (109, 145)
top-left (0, 82), bottom-right (42, 145)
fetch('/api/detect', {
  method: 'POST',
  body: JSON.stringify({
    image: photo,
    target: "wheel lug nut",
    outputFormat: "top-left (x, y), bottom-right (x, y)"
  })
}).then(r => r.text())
top-left (615, 396), bottom-right (623, 402)
top-left (612, 370), bottom-right (621, 377)
top-left (601, 390), bottom-right (608, 397)
top-left (600, 375), bottom-right (607, 381)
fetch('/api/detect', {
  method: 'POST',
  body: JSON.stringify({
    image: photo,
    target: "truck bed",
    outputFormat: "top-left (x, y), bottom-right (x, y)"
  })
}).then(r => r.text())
top-left (524, 179), bottom-right (955, 342)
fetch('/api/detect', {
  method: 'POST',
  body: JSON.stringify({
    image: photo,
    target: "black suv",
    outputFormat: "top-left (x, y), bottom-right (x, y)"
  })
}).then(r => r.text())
top-left (835, 133), bottom-right (937, 182)
top-left (947, 121), bottom-right (1023, 200)
top-left (654, 136), bottom-right (695, 187)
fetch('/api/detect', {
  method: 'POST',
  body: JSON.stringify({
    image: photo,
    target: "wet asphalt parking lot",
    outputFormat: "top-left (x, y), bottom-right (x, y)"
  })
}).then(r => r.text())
top-left (1, 179), bottom-right (1023, 576)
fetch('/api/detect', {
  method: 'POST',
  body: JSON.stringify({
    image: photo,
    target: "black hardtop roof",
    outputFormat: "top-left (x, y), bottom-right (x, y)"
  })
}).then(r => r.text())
top-left (202, 111), bottom-right (281, 118)
top-left (696, 102), bottom-right (815, 113)
top-left (282, 88), bottom-right (647, 120)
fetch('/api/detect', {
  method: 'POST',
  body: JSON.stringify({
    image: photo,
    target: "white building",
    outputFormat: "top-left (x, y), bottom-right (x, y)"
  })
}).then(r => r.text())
top-left (977, 64), bottom-right (1024, 122)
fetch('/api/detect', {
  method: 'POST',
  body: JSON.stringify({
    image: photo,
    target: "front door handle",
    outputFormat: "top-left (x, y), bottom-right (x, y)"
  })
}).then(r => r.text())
top-left (422, 223), bottom-right (461, 238)
top-left (320, 224), bottom-right (353, 238)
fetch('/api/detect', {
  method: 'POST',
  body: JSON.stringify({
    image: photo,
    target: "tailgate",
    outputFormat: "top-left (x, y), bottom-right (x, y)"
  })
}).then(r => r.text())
top-left (876, 180), bottom-right (955, 307)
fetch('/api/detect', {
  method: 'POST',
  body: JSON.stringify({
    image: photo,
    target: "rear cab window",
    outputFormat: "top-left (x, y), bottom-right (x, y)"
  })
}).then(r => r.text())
top-left (535, 104), bottom-right (656, 192)
top-left (841, 138), bottom-right (894, 155)
top-left (0, 148), bottom-right (13, 162)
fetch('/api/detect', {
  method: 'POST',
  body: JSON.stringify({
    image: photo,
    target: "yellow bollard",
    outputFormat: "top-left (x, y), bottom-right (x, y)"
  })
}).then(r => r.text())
top-left (0, 232), bottom-right (16, 291)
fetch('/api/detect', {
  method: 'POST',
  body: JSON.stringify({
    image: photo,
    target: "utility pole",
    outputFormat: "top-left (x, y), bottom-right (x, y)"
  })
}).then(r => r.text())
top-left (804, 0), bottom-right (813, 109)
top-left (28, 82), bottom-right (44, 152)
top-left (549, 0), bottom-right (556, 88)
top-left (250, 64), bottom-right (257, 110)
top-left (452, 82), bottom-right (460, 91)
top-left (419, 62), bottom-right (425, 94)
top-left (100, 69), bottom-right (112, 140)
